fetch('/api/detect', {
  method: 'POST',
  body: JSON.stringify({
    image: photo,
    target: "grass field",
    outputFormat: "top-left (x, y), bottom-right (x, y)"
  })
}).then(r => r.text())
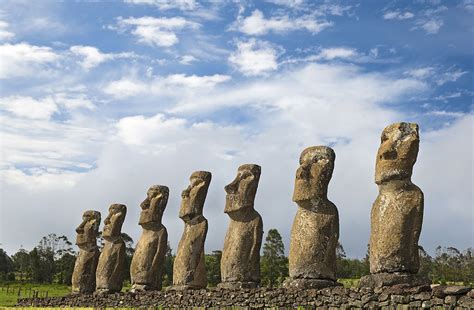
top-left (0, 282), bottom-right (135, 307)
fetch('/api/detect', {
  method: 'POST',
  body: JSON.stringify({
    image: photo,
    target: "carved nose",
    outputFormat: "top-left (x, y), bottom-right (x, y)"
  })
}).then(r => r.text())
top-left (76, 221), bottom-right (85, 234)
top-left (182, 187), bottom-right (191, 198)
top-left (381, 148), bottom-right (397, 160)
top-left (225, 178), bottom-right (238, 193)
top-left (296, 164), bottom-right (310, 179)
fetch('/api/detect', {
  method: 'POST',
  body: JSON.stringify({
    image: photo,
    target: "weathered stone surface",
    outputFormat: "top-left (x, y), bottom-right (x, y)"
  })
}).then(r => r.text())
top-left (96, 204), bottom-right (127, 294)
top-left (172, 171), bottom-right (211, 290)
top-left (360, 272), bottom-right (430, 289)
top-left (371, 123), bottom-right (423, 274)
top-left (18, 285), bottom-right (474, 308)
top-left (432, 285), bottom-right (471, 298)
top-left (72, 210), bottom-right (101, 294)
top-left (362, 123), bottom-right (427, 288)
top-left (284, 146), bottom-right (340, 289)
top-left (218, 164), bottom-right (263, 289)
top-left (130, 185), bottom-right (169, 292)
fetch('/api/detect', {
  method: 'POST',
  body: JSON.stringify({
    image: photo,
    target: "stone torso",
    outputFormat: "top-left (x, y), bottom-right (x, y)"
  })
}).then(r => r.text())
top-left (72, 248), bottom-right (100, 294)
top-left (173, 219), bottom-right (208, 288)
top-left (221, 211), bottom-right (263, 283)
top-left (130, 227), bottom-right (168, 290)
top-left (96, 240), bottom-right (126, 292)
top-left (288, 200), bottom-right (339, 280)
top-left (370, 183), bottom-right (423, 274)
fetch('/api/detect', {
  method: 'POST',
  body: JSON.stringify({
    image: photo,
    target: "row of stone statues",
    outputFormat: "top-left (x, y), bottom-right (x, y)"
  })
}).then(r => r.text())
top-left (71, 122), bottom-right (427, 294)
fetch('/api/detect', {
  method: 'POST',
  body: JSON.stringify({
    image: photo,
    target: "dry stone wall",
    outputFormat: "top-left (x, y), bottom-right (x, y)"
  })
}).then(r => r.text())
top-left (18, 285), bottom-right (474, 309)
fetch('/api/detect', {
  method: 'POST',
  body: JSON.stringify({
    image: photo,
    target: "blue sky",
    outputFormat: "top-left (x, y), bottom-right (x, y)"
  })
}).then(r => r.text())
top-left (0, 0), bottom-right (472, 258)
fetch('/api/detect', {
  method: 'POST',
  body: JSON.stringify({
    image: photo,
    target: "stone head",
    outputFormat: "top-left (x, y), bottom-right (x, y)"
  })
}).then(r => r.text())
top-left (102, 204), bottom-right (127, 241)
top-left (139, 185), bottom-right (169, 229)
top-left (224, 164), bottom-right (261, 214)
top-left (179, 171), bottom-right (212, 223)
top-left (75, 210), bottom-right (101, 249)
top-left (292, 146), bottom-right (335, 205)
top-left (375, 122), bottom-right (419, 184)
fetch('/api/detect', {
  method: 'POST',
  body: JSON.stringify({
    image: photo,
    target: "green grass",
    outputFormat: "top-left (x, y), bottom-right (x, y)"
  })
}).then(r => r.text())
top-left (0, 283), bottom-right (70, 307)
top-left (337, 278), bottom-right (360, 288)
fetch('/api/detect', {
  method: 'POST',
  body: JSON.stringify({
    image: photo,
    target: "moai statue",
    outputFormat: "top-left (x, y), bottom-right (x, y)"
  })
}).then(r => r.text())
top-left (96, 204), bottom-right (127, 294)
top-left (359, 122), bottom-right (429, 288)
top-left (130, 185), bottom-right (169, 292)
top-left (72, 210), bottom-right (101, 294)
top-left (171, 171), bottom-right (211, 290)
top-left (283, 146), bottom-right (341, 289)
top-left (218, 164), bottom-right (263, 289)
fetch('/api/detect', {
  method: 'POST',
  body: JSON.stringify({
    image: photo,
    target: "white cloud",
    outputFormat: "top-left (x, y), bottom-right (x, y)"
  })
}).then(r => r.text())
top-left (70, 45), bottom-right (136, 70)
top-left (0, 93), bottom-right (95, 121)
top-left (435, 68), bottom-right (467, 85)
top-left (179, 54), bottom-right (198, 65)
top-left (434, 92), bottom-right (462, 102)
top-left (228, 39), bottom-right (280, 76)
top-left (426, 110), bottom-right (465, 117)
top-left (418, 18), bottom-right (444, 34)
top-left (0, 20), bottom-right (14, 41)
top-left (165, 74), bottom-right (231, 88)
top-left (124, 0), bottom-right (197, 10)
top-left (0, 42), bottom-right (60, 79)
top-left (103, 73), bottom-right (231, 99)
top-left (0, 96), bottom-right (58, 120)
top-left (383, 11), bottom-right (415, 20)
top-left (113, 16), bottom-right (199, 47)
top-left (116, 113), bottom-right (187, 146)
top-left (405, 66), bottom-right (467, 86)
top-left (316, 47), bottom-right (357, 60)
top-left (233, 9), bottom-right (332, 36)
top-left (412, 6), bottom-right (448, 34)
top-left (102, 78), bottom-right (148, 99)
top-left (404, 67), bottom-right (436, 79)
top-left (265, 0), bottom-right (304, 8)
top-left (2, 59), bottom-right (472, 260)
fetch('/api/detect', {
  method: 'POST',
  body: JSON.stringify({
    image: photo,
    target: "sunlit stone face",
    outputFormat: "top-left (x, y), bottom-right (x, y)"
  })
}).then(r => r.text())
top-left (224, 164), bottom-right (261, 214)
top-left (375, 122), bottom-right (419, 184)
top-left (102, 204), bottom-right (127, 241)
top-left (75, 210), bottom-right (101, 249)
top-left (179, 171), bottom-right (211, 223)
top-left (292, 146), bottom-right (335, 205)
top-left (138, 185), bottom-right (168, 229)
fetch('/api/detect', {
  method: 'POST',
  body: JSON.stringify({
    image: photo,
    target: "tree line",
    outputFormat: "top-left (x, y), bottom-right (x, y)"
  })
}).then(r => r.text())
top-left (0, 230), bottom-right (472, 287)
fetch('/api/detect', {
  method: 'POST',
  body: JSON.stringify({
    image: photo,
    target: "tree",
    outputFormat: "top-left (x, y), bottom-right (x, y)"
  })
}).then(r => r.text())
top-left (121, 233), bottom-right (134, 283)
top-left (205, 250), bottom-right (221, 287)
top-left (260, 229), bottom-right (288, 287)
top-left (162, 242), bottom-right (174, 287)
top-left (12, 249), bottom-right (30, 281)
top-left (56, 253), bottom-right (76, 285)
top-left (0, 248), bottom-right (14, 281)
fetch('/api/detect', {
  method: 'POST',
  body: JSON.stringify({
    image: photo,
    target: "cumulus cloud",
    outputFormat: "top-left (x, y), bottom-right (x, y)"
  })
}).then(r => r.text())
top-left (265, 0), bottom-right (304, 8)
top-left (112, 16), bottom-right (199, 47)
top-left (1, 61), bottom-right (439, 257)
top-left (0, 96), bottom-right (58, 120)
top-left (179, 54), bottom-right (198, 65)
top-left (124, 0), bottom-right (197, 11)
top-left (103, 73), bottom-right (231, 99)
top-left (228, 39), bottom-right (280, 76)
top-left (383, 10), bottom-right (415, 20)
top-left (0, 42), bottom-right (60, 79)
top-left (70, 45), bottom-right (136, 70)
top-left (233, 9), bottom-right (333, 35)
top-left (0, 20), bottom-right (14, 41)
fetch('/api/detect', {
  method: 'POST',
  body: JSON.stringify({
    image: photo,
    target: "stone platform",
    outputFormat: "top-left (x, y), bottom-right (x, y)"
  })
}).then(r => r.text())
top-left (17, 285), bottom-right (473, 309)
